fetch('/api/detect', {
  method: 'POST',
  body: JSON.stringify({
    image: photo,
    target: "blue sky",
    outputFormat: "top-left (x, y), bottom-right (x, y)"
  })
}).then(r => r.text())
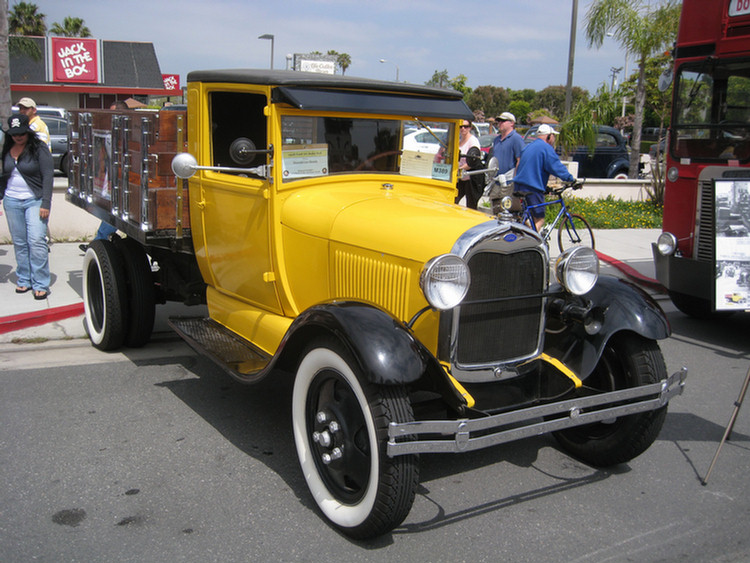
top-left (38, 0), bottom-right (629, 94)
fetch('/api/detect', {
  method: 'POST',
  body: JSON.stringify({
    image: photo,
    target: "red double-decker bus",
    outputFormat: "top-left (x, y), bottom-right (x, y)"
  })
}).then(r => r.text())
top-left (653, 0), bottom-right (750, 316)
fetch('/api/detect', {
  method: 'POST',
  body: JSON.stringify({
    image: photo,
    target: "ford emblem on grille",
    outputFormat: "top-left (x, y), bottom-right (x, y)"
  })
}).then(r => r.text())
top-left (503, 233), bottom-right (518, 242)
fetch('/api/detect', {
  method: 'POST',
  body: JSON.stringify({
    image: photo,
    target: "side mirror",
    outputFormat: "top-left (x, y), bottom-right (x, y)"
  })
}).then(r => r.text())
top-left (172, 152), bottom-right (198, 179)
top-left (171, 149), bottom-right (273, 179)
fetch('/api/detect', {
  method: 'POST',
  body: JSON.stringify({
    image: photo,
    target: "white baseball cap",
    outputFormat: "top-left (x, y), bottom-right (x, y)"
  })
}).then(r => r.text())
top-left (497, 112), bottom-right (516, 123)
top-left (537, 124), bottom-right (558, 136)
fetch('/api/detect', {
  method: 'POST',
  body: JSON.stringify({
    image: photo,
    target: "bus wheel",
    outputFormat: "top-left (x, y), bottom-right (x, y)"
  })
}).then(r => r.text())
top-left (292, 338), bottom-right (419, 539)
top-left (669, 290), bottom-right (731, 319)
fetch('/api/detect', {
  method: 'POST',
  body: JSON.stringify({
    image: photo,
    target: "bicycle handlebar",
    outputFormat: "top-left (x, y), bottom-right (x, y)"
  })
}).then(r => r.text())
top-left (546, 178), bottom-right (585, 196)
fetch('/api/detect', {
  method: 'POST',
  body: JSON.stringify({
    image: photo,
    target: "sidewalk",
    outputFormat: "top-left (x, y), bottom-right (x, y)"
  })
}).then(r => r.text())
top-left (0, 227), bottom-right (665, 345)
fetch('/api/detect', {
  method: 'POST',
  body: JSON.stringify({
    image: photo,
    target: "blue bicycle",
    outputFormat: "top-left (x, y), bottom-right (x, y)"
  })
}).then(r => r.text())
top-left (516, 180), bottom-right (595, 253)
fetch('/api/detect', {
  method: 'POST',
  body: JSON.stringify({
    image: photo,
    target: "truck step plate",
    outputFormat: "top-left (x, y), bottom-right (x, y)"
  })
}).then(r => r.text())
top-left (169, 317), bottom-right (271, 381)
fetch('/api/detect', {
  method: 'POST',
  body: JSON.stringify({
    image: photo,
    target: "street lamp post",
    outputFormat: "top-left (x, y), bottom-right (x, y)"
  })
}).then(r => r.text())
top-left (379, 58), bottom-right (399, 82)
top-left (258, 34), bottom-right (274, 70)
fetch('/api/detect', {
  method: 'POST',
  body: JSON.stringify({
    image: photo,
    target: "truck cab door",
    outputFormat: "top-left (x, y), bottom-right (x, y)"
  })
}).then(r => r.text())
top-left (195, 90), bottom-right (281, 314)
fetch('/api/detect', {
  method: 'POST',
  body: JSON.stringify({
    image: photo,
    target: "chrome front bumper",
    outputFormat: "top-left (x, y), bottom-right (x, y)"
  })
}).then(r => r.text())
top-left (387, 367), bottom-right (687, 457)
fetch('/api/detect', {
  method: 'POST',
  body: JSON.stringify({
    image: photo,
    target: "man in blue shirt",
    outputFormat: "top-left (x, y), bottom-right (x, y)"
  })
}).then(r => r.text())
top-left (489, 112), bottom-right (525, 215)
top-left (514, 124), bottom-right (575, 231)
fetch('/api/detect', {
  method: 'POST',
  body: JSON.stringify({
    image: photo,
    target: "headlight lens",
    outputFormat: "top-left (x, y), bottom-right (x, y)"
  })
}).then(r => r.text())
top-left (420, 254), bottom-right (470, 310)
top-left (656, 232), bottom-right (677, 256)
top-left (556, 247), bottom-right (599, 295)
top-left (667, 166), bottom-right (679, 182)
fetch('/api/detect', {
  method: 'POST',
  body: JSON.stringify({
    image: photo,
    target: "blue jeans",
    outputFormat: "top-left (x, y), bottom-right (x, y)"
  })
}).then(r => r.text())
top-left (94, 221), bottom-right (117, 240)
top-left (3, 196), bottom-right (50, 291)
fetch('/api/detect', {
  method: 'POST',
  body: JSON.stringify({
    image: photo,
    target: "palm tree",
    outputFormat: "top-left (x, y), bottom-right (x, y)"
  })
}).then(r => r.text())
top-left (8, 1), bottom-right (46, 62)
top-left (585, 0), bottom-right (681, 178)
top-left (8, 1), bottom-right (46, 35)
top-left (0, 0), bottom-right (13, 120)
top-left (326, 50), bottom-right (352, 75)
top-left (336, 52), bottom-right (351, 75)
top-left (50, 16), bottom-right (91, 38)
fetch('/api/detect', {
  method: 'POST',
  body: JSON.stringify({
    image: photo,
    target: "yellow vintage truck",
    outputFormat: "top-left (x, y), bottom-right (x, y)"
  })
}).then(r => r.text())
top-left (67, 69), bottom-right (686, 539)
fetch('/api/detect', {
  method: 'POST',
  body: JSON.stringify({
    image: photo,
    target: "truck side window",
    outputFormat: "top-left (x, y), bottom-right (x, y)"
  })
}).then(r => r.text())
top-left (209, 91), bottom-right (267, 173)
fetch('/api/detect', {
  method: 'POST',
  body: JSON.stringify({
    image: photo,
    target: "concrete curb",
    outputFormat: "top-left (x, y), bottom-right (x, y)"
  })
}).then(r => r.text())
top-left (0, 302), bottom-right (84, 335)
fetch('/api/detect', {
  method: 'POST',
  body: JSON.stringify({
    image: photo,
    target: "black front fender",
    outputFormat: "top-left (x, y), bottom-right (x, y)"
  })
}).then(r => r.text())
top-left (545, 276), bottom-right (670, 379)
top-left (276, 301), bottom-right (429, 385)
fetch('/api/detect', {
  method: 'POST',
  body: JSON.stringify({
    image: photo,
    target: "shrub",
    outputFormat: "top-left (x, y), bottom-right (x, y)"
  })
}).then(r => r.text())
top-left (547, 196), bottom-right (662, 229)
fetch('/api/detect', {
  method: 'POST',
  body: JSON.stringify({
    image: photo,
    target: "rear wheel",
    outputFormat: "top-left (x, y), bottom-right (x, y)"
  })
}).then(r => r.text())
top-left (292, 339), bottom-right (418, 539)
top-left (553, 332), bottom-right (668, 467)
top-left (82, 240), bottom-right (128, 351)
top-left (557, 213), bottom-right (595, 253)
top-left (113, 236), bottom-right (155, 347)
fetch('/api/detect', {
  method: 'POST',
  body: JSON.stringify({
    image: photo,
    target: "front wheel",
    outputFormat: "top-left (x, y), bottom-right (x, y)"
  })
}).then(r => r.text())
top-left (292, 340), bottom-right (418, 539)
top-left (557, 213), bottom-right (595, 253)
top-left (553, 332), bottom-right (668, 467)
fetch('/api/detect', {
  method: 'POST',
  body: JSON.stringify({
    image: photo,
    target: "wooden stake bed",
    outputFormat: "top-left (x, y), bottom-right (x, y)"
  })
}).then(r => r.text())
top-left (66, 108), bottom-right (191, 244)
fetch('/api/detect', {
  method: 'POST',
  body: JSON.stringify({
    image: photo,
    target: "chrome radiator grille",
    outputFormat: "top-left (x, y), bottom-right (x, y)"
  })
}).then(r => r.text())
top-left (455, 249), bottom-right (545, 365)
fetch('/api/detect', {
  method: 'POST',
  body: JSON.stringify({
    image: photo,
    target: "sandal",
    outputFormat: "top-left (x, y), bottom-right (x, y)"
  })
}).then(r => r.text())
top-left (15, 286), bottom-right (31, 294)
top-left (33, 290), bottom-right (49, 300)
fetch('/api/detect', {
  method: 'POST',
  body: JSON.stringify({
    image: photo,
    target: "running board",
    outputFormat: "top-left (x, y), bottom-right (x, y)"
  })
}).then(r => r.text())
top-left (169, 317), bottom-right (272, 382)
top-left (387, 367), bottom-right (688, 457)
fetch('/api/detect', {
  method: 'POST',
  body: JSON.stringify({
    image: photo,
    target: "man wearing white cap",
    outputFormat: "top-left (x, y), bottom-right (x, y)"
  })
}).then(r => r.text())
top-left (513, 124), bottom-right (576, 231)
top-left (16, 97), bottom-right (50, 149)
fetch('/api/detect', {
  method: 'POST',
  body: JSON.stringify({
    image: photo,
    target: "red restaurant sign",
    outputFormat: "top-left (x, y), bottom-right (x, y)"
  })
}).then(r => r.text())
top-left (50, 37), bottom-right (100, 83)
top-left (162, 74), bottom-right (180, 92)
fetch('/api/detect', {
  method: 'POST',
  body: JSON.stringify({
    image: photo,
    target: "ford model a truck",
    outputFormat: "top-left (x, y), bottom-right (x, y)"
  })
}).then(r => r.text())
top-left (66, 69), bottom-right (686, 539)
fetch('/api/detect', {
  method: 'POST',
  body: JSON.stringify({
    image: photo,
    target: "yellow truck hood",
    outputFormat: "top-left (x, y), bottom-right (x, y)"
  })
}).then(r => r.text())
top-left (281, 184), bottom-right (489, 261)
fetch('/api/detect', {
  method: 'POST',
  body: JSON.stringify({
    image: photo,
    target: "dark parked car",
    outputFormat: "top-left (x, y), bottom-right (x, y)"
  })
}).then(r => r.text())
top-left (45, 115), bottom-right (70, 175)
top-left (524, 124), bottom-right (630, 179)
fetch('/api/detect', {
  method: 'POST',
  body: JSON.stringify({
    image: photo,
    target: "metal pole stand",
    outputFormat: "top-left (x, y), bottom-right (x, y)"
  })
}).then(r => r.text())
top-left (702, 364), bottom-right (750, 486)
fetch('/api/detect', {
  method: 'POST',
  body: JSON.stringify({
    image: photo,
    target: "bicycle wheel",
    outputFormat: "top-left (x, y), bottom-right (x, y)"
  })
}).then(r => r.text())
top-left (557, 213), bottom-right (595, 253)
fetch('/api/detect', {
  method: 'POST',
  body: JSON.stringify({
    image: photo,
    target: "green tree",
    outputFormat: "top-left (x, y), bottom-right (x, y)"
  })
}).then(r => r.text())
top-left (50, 16), bottom-right (91, 37)
top-left (558, 84), bottom-right (619, 158)
top-left (464, 85), bottom-right (510, 118)
top-left (533, 85), bottom-right (588, 119)
top-left (449, 74), bottom-right (471, 97)
top-left (585, 0), bottom-right (681, 178)
top-left (425, 69), bottom-right (450, 88)
top-left (508, 100), bottom-right (531, 124)
top-left (509, 88), bottom-right (536, 104)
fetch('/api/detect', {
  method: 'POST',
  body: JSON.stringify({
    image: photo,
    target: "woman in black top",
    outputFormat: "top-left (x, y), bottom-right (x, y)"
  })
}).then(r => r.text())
top-left (0, 113), bottom-right (55, 299)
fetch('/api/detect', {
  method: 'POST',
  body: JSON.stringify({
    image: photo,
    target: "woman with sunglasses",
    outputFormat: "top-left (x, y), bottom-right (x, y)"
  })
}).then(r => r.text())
top-left (0, 113), bottom-right (54, 300)
top-left (455, 120), bottom-right (482, 209)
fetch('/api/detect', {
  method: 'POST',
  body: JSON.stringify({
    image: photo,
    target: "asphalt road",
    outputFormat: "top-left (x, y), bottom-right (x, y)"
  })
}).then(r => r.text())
top-left (1, 305), bottom-right (749, 563)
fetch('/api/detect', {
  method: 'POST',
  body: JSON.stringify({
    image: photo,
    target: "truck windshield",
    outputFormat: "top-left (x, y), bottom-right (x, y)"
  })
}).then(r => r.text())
top-left (280, 115), bottom-right (455, 182)
top-left (672, 58), bottom-right (750, 162)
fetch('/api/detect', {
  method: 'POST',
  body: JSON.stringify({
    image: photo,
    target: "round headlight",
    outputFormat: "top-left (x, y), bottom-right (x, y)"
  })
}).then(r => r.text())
top-left (656, 232), bottom-right (677, 256)
top-left (667, 166), bottom-right (679, 183)
top-left (556, 247), bottom-right (599, 296)
top-left (420, 254), bottom-right (470, 310)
